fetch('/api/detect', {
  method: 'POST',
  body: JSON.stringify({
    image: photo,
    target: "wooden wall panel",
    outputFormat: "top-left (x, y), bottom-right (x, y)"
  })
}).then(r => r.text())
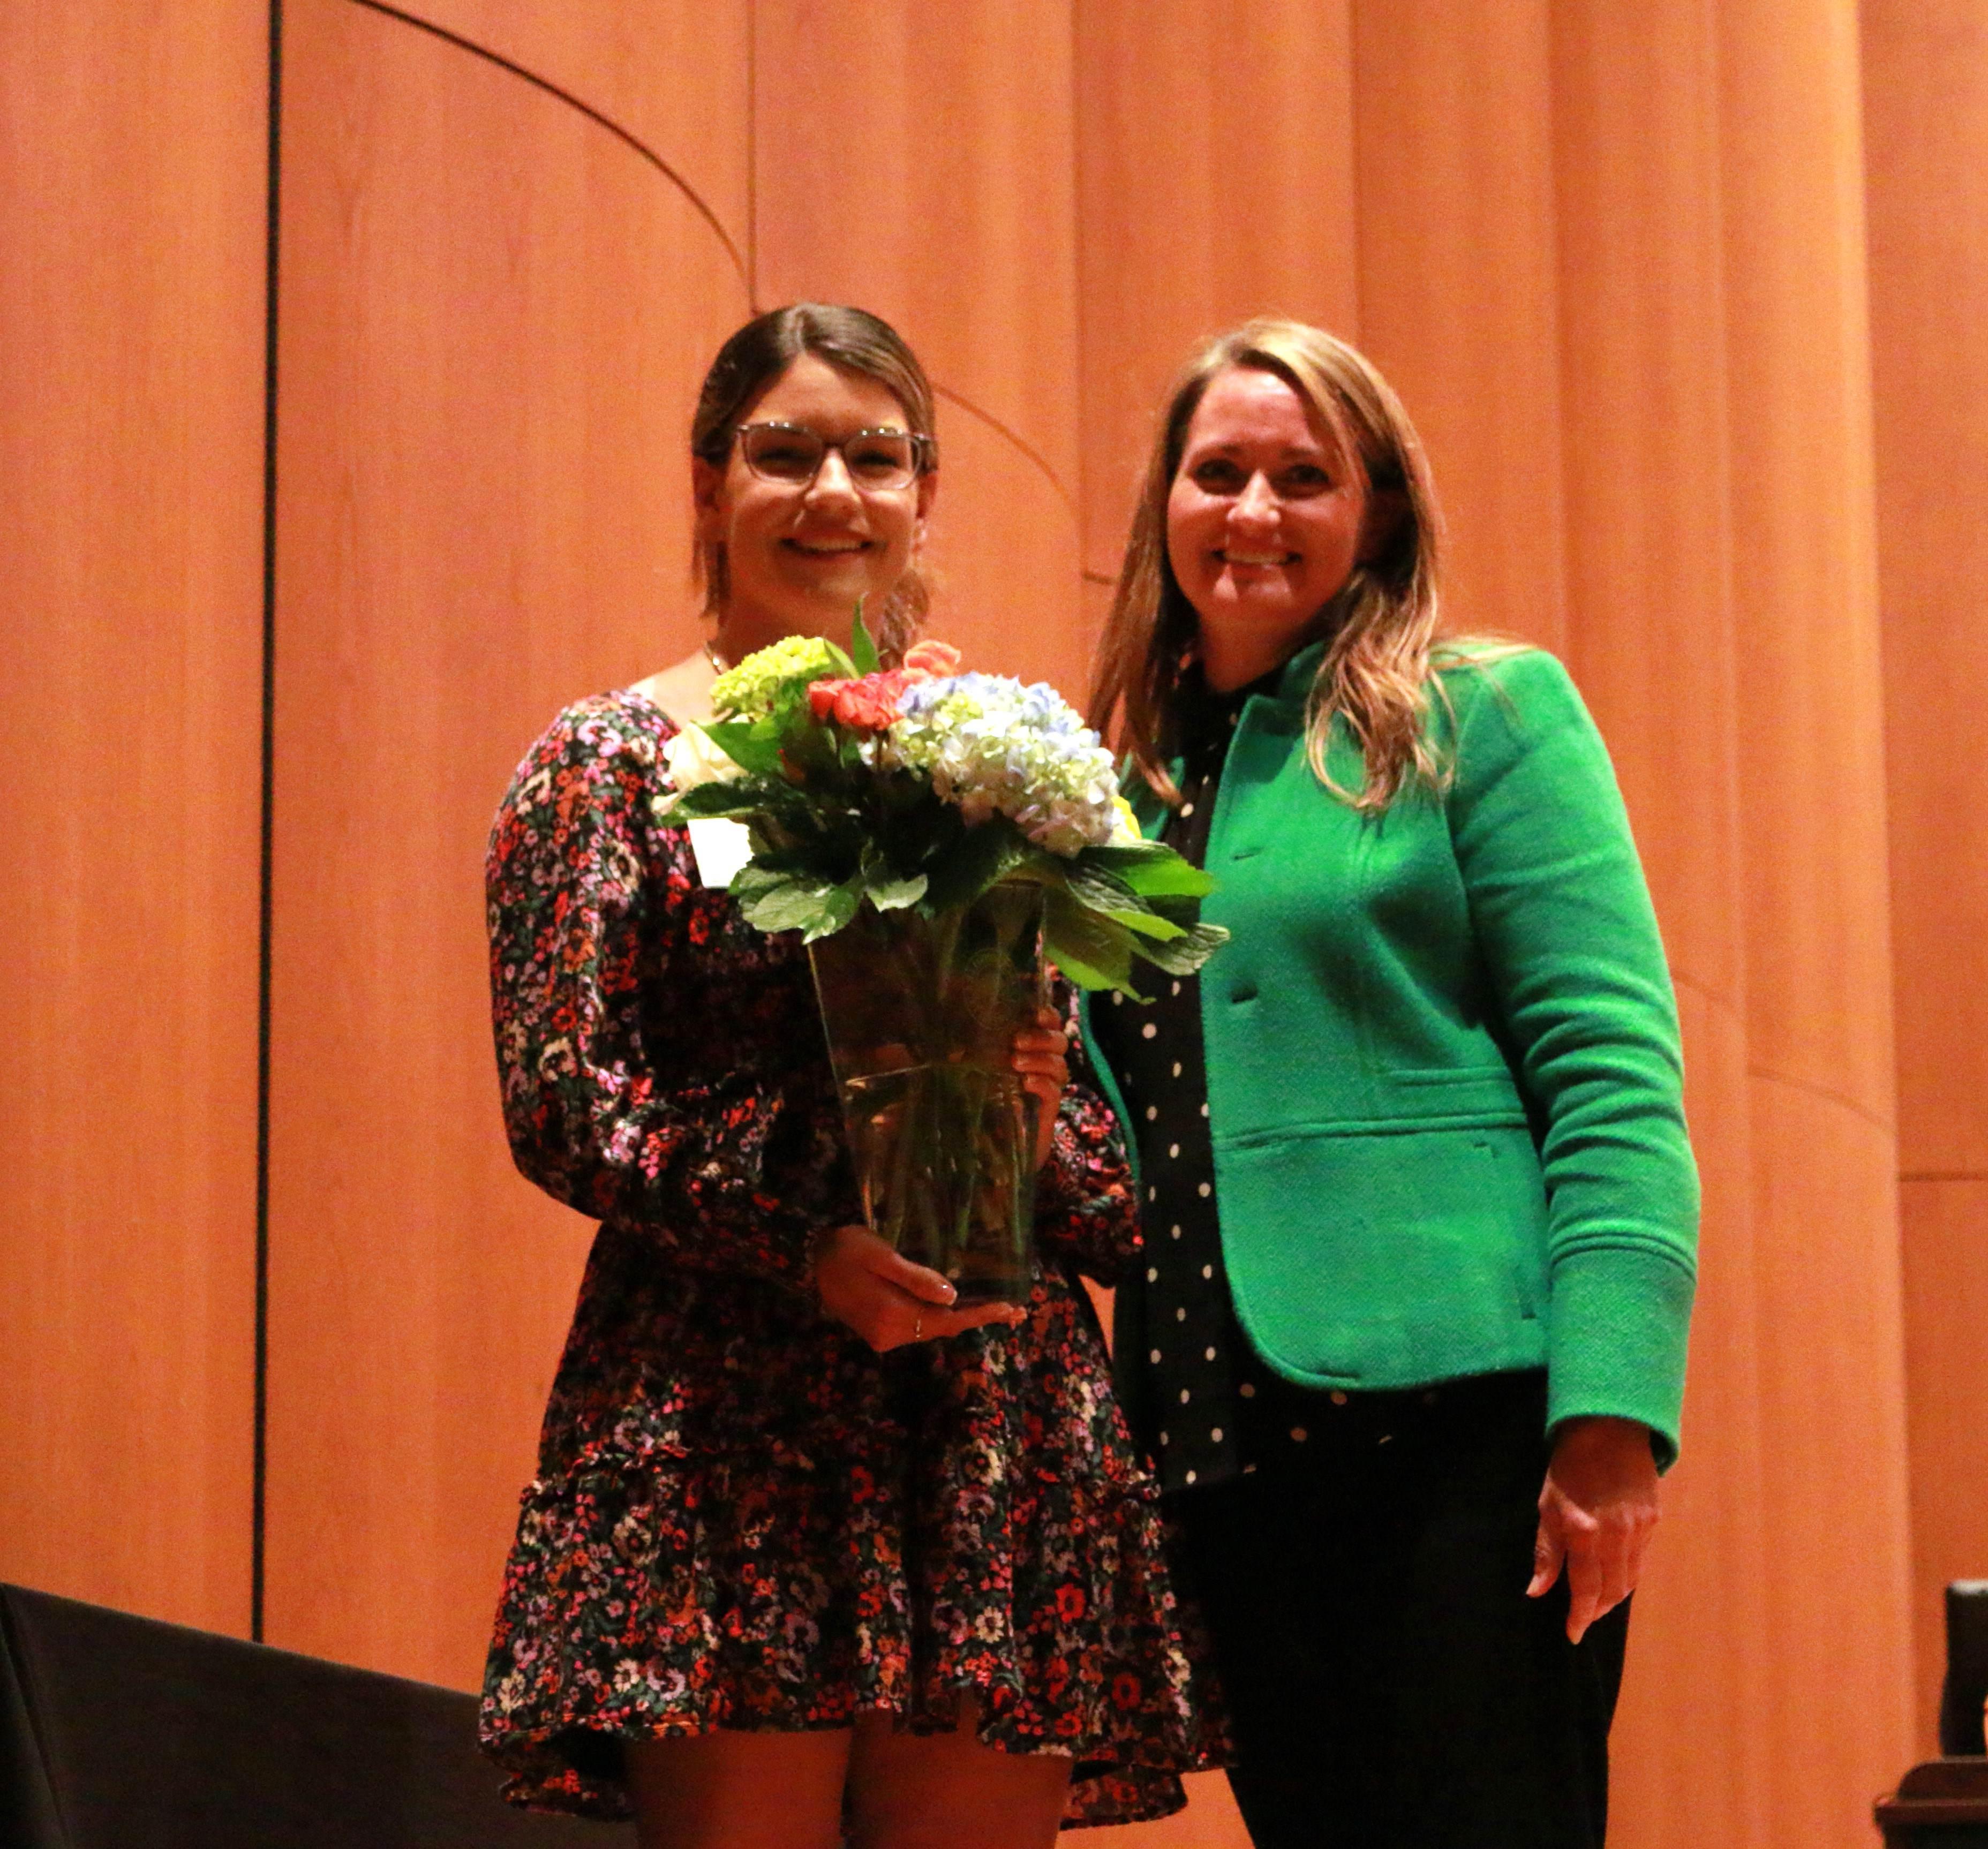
top-left (1066, 16), bottom-right (1353, 1835)
top-left (919, 412), bottom-right (1088, 700)
top-left (1548, 10), bottom-right (1768, 1841)
top-left (754, 0), bottom-right (1086, 694)
top-left (1717, 4), bottom-right (1916, 1836)
top-left (0, 2), bottom-right (265, 1633)
top-left (1746, 1094), bottom-right (1912, 1828)
top-left (378, 0), bottom-right (751, 274)
top-left (266, 0), bottom-right (750, 1687)
top-left (1351, 0), bottom-right (1566, 651)
top-left (1862, 0), bottom-right (1988, 1752)
top-left (1073, 0), bottom-right (1356, 593)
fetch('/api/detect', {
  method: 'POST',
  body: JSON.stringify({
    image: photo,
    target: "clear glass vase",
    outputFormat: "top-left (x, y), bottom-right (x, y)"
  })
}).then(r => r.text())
top-left (809, 881), bottom-right (1048, 1308)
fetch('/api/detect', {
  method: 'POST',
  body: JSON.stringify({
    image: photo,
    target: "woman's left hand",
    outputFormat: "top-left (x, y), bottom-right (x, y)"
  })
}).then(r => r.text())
top-left (1528, 1415), bottom-right (1660, 1644)
top-left (1010, 1007), bottom-right (1070, 1172)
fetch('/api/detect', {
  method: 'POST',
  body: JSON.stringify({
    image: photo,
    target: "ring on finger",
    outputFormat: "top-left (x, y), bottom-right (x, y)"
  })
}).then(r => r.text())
top-left (914, 1314), bottom-right (923, 1341)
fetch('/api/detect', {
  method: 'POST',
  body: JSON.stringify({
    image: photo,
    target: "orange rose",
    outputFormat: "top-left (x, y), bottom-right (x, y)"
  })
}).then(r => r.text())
top-left (902, 639), bottom-right (962, 679)
top-left (808, 670), bottom-right (912, 732)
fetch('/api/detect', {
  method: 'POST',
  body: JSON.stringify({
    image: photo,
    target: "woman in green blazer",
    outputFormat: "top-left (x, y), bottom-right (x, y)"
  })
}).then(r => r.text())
top-left (1082, 320), bottom-right (1698, 1849)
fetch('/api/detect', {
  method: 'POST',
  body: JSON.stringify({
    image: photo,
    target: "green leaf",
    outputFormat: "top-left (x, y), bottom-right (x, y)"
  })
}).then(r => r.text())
top-left (921, 819), bottom-right (1038, 912)
top-left (1081, 841), bottom-right (1218, 898)
top-left (865, 871), bottom-right (928, 911)
top-left (1042, 888), bottom-right (1142, 995)
top-left (1052, 859), bottom-right (1187, 941)
top-left (859, 844), bottom-right (927, 911)
top-left (731, 866), bottom-right (840, 936)
top-left (849, 602), bottom-right (880, 676)
top-left (1132, 920), bottom-right (1231, 976)
top-left (1110, 909), bottom-right (1187, 942)
top-left (702, 719), bottom-right (786, 777)
top-left (801, 876), bottom-right (863, 942)
top-left (655, 779), bottom-right (778, 822)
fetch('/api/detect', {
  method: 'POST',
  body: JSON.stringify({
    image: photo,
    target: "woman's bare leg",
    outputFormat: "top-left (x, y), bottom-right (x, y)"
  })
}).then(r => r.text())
top-left (846, 1700), bottom-right (1073, 1849)
top-left (624, 1727), bottom-right (853, 1849)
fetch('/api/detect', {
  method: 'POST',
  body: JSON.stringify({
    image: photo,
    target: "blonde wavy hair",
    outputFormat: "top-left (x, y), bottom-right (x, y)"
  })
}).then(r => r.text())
top-left (1088, 319), bottom-right (1451, 813)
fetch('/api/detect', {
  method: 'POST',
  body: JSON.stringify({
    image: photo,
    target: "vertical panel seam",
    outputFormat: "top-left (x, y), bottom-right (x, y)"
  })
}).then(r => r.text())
top-left (253, 0), bottom-right (283, 1646)
top-left (747, 0), bottom-right (758, 308)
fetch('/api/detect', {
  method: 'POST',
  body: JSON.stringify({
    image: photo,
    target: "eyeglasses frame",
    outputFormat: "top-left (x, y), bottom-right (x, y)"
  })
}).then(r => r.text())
top-left (729, 420), bottom-right (937, 490)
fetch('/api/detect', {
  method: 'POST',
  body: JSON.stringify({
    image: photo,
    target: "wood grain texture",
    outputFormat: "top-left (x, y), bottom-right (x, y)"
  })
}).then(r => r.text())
top-left (1745, 1085), bottom-right (1913, 1840)
top-left (1719, 1), bottom-right (1915, 1833)
top-left (1719, 0), bottom-right (1896, 1117)
top-left (1548, 11), bottom-right (1768, 1840)
top-left (752, 0), bottom-right (1086, 697)
top-left (1866, 0), bottom-right (1988, 1175)
top-left (1352, 0), bottom-right (1567, 651)
top-left (1862, 0), bottom-right (1988, 1754)
top-left (921, 405), bottom-right (1088, 703)
top-left (265, 0), bottom-right (750, 1687)
top-left (1073, 0), bottom-right (1356, 584)
top-left (0, 1), bottom-right (266, 1634)
top-left (755, 0), bottom-right (1080, 486)
top-left (372, 0), bottom-right (751, 283)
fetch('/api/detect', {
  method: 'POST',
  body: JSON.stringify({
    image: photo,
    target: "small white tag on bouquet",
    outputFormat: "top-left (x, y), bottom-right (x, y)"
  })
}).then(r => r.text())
top-left (688, 817), bottom-right (754, 890)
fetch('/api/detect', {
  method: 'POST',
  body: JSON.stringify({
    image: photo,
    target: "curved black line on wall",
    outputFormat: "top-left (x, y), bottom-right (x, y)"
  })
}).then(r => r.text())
top-left (344, 0), bottom-right (750, 289)
top-left (343, 0), bottom-right (1087, 536)
top-left (932, 384), bottom-right (1080, 523)
top-left (338, 9), bottom-right (1090, 646)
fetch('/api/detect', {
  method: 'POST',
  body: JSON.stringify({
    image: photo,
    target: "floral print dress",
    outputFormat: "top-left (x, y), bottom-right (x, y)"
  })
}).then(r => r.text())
top-left (477, 689), bottom-right (1224, 1827)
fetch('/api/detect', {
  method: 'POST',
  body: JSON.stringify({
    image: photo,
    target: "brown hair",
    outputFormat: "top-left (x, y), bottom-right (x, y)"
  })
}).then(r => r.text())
top-left (1088, 319), bottom-right (1449, 813)
top-left (690, 303), bottom-right (938, 662)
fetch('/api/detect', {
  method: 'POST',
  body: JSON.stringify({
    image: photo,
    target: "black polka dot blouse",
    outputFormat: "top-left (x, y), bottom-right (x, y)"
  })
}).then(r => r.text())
top-left (1091, 668), bottom-right (1342, 1496)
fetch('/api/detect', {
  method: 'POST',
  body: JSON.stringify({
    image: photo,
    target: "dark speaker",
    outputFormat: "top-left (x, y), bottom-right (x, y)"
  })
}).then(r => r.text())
top-left (0, 1582), bottom-right (634, 1848)
top-left (1942, 1581), bottom-right (1988, 1758)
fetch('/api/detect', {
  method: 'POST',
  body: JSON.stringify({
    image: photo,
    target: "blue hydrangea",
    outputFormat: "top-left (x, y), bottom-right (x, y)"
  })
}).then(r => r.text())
top-left (883, 674), bottom-right (1121, 855)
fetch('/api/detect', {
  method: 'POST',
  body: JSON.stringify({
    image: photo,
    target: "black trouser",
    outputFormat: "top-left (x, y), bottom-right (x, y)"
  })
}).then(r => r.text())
top-left (1172, 1371), bottom-right (1629, 1849)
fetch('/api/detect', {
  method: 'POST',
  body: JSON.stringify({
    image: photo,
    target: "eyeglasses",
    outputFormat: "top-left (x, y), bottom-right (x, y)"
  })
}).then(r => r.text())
top-left (733, 421), bottom-right (935, 490)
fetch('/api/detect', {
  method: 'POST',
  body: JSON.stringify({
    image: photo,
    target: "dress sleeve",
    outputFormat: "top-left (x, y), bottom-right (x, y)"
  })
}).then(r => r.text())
top-left (486, 699), bottom-right (842, 1293)
top-left (1443, 650), bottom-right (1700, 1465)
top-left (1031, 980), bottom-right (1141, 1285)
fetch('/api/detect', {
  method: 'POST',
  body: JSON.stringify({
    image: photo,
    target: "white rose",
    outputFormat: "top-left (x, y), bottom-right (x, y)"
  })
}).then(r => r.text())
top-left (662, 723), bottom-right (743, 792)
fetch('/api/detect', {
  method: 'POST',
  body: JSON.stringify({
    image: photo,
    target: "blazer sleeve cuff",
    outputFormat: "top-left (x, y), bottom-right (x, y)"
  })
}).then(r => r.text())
top-left (1546, 1243), bottom-right (1697, 1470)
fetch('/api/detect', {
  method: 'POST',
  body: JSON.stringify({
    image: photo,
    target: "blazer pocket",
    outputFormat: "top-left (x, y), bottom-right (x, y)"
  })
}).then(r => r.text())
top-left (1382, 1064), bottom-right (1529, 1122)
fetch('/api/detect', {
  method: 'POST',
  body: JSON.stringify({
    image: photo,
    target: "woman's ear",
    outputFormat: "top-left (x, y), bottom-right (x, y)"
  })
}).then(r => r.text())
top-left (913, 465), bottom-right (937, 550)
top-left (1357, 487), bottom-right (1409, 565)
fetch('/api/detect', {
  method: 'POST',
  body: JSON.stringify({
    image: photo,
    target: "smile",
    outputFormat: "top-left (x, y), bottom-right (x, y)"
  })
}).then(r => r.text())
top-left (1219, 550), bottom-right (1296, 567)
top-left (785, 538), bottom-right (871, 555)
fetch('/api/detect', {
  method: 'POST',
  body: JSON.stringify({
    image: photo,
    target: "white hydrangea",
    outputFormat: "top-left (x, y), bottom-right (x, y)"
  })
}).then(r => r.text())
top-left (882, 674), bottom-right (1122, 856)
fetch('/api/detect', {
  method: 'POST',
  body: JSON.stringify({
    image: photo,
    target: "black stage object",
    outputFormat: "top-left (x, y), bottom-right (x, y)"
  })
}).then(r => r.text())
top-left (1942, 1581), bottom-right (1988, 1759)
top-left (0, 1581), bottom-right (634, 1848)
top-left (1874, 1580), bottom-right (1988, 1845)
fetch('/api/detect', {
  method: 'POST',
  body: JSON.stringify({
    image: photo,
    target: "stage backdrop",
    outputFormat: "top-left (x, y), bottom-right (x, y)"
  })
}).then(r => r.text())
top-left (5, 3), bottom-right (1986, 1846)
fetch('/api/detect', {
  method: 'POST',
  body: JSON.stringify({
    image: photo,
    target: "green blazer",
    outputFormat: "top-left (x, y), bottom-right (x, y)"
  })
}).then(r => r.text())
top-left (1081, 643), bottom-right (1699, 1463)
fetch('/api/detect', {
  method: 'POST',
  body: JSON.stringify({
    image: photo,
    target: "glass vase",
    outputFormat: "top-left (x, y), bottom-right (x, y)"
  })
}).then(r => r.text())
top-left (809, 881), bottom-right (1048, 1308)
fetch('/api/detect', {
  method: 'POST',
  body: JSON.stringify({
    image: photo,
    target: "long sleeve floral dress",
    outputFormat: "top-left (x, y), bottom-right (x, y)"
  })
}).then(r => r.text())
top-left (477, 688), bottom-right (1223, 1828)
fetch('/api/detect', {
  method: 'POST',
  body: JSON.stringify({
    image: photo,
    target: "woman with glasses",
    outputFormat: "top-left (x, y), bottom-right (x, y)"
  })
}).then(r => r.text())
top-left (1083, 320), bottom-right (1698, 1848)
top-left (477, 304), bottom-right (1218, 1849)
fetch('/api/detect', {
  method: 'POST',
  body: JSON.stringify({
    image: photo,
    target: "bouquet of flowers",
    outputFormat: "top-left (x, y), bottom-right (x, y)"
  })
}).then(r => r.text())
top-left (656, 615), bottom-right (1227, 1302)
